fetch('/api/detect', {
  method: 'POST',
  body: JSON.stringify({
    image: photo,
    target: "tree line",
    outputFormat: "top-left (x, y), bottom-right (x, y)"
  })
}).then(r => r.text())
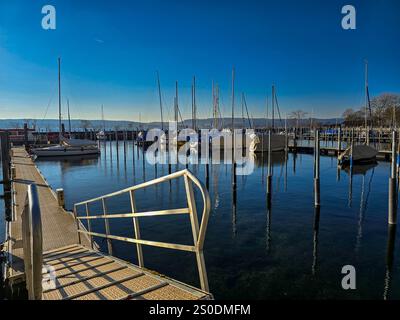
top-left (342, 93), bottom-right (400, 127)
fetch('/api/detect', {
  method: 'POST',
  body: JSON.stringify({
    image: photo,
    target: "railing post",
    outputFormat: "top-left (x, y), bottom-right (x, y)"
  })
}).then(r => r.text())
top-left (129, 190), bottom-right (144, 267)
top-left (184, 172), bottom-right (209, 292)
top-left (22, 184), bottom-right (43, 300)
top-left (85, 203), bottom-right (94, 249)
top-left (73, 205), bottom-right (81, 245)
top-left (102, 198), bottom-right (113, 255)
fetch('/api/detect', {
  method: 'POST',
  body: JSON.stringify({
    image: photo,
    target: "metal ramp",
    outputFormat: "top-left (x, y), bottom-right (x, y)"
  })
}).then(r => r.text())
top-left (42, 244), bottom-right (210, 300)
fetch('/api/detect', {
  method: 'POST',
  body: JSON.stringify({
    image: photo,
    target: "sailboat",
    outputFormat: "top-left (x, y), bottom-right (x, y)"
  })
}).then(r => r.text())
top-left (32, 58), bottom-right (100, 157)
top-left (249, 85), bottom-right (286, 153)
top-left (338, 61), bottom-right (377, 165)
top-left (96, 105), bottom-right (106, 140)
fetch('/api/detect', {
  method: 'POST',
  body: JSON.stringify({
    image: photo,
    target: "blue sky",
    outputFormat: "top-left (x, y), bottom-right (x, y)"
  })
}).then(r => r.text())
top-left (0, 0), bottom-right (399, 122)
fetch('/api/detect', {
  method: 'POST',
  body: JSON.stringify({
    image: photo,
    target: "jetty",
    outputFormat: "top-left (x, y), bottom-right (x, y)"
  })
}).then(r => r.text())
top-left (1, 145), bottom-right (212, 300)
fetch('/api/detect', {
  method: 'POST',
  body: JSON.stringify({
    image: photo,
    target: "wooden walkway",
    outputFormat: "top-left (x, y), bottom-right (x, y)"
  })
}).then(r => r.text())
top-left (5, 147), bottom-right (89, 284)
top-left (4, 147), bottom-right (212, 300)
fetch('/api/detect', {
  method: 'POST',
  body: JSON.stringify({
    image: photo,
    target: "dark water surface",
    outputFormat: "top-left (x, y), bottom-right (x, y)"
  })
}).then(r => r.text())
top-left (0, 167), bottom-right (4, 243)
top-left (31, 141), bottom-right (400, 300)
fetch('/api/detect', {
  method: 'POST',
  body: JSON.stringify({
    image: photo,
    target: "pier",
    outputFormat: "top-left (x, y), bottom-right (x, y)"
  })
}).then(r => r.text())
top-left (2, 147), bottom-right (212, 300)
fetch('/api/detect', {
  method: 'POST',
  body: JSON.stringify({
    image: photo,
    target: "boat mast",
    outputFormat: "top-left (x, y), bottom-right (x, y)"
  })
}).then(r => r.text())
top-left (175, 81), bottom-right (179, 125)
top-left (272, 84), bottom-right (275, 131)
top-left (58, 57), bottom-right (62, 140)
top-left (212, 81), bottom-right (220, 130)
top-left (241, 93), bottom-right (245, 129)
top-left (231, 68), bottom-right (235, 132)
top-left (266, 96), bottom-right (269, 129)
top-left (212, 81), bottom-right (215, 129)
top-left (156, 71), bottom-right (164, 131)
top-left (101, 104), bottom-right (105, 131)
top-left (242, 93), bottom-right (252, 129)
top-left (192, 76), bottom-right (196, 131)
top-left (67, 98), bottom-right (72, 136)
top-left (216, 84), bottom-right (220, 129)
top-left (365, 60), bottom-right (368, 132)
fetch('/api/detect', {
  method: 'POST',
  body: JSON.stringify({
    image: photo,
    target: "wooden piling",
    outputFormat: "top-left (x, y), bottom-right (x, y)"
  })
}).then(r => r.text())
top-left (389, 130), bottom-right (397, 225)
top-left (314, 130), bottom-right (320, 207)
top-left (23, 123), bottom-right (28, 147)
top-left (267, 130), bottom-right (272, 201)
top-left (1, 132), bottom-right (11, 190)
top-left (56, 188), bottom-right (65, 209)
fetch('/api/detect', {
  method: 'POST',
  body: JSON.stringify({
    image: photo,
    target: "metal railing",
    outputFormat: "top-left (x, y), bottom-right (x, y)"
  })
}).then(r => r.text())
top-left (74, 169), bottom-right (211, 292)
top-left (21, 184), bottom-right (43, 300)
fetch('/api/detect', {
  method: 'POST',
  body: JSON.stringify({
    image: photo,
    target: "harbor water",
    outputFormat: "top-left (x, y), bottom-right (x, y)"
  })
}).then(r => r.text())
top-left (26, 141), bottom-right (400, 299)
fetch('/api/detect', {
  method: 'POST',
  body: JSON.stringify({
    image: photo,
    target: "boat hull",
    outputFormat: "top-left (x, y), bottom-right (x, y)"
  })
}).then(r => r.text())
top-left (31, 147), bottom-right (100, 157)
top-left (249, 133), bottom-right (286, 153)
top-left (338, 145), bottom-right (378, 165)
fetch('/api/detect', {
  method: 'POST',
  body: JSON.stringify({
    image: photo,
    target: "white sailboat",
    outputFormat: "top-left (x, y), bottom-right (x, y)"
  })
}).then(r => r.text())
top-left (96, 105), bottom-right (106, 140)
top-left (339, 61), bottom-right (377, 165)
top-left (32, 58), bottom-right (100, 157)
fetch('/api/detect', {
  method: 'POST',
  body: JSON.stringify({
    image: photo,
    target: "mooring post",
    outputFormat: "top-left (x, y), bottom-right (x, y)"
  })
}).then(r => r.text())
top-left (397, 130), bottom-right (400, 182)
top-left (314, 130), bottom-right (320, 207)
top-left (10, 165), bottom-right (16, 180)
top-left (56, 188), bottom-right (65, 209)
top-left (389, 130), bottom-right (397, 225)
top-left (23, 123), bottom-right (29, 148)
top-left (1, 132), bottom-right (11, 191)
top-left (267, 130), bottom-right (272, 202)
top-left (232, 131), bottom-right (237, 190)
top-left (285, 129), bottom-right (288, 152)
top-left (109, 131), bottom-right (113, 158)
top-left (337, 127), bottom-right (341, 156)
top-left (205, 162), bottom-right (210, 190)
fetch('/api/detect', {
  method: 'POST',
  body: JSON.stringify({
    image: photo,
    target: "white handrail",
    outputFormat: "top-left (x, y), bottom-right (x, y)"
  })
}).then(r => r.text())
top-left (74, 169), bottom-right (211, 292)
top-left (22, 184), bottom-right (43, 300)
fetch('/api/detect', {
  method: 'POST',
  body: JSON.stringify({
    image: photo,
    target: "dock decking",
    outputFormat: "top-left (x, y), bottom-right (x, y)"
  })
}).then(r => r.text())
top-left (5, 147), bottom-right (88, 284)
top-left (3, 147), bottom-right (212, 300)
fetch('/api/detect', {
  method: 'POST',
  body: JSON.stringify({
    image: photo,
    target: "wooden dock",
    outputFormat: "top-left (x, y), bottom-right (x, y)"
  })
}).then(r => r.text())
top-left (3, 147), bottom-right (212, 300)
top-left (288, 144), bottom-right (392, 160)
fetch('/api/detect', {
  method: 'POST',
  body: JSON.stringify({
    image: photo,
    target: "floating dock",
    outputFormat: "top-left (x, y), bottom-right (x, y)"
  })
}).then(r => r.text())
top-left (2, 147), bottom-right (212, 300)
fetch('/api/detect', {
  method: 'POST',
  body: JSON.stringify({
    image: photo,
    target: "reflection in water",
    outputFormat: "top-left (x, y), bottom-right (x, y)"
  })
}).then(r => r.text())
top-left (293, 152), bottom-right (297, 175)
top-left (232, 179), bottom-right (237, 237)
top-left (36, 154), bottom-right (100, 165)
top-left (266, 195), bottom-right (272, 253)
top-left (32, 140), bottom-right (400, 299)
top-left (212, 163), bottom-right (220, 211)
top-left (312, 206), bottom-right (321, 276)
top-left (252, 151), bottom-right (286, 168)
top-left (384, 225), bottom-right (396, 300)
top-left (284, 150), bottom-right (288, 192)
top-left (339, 163), bottom-right (377, 252)
top-left (355, 169), bottom-right (375, 253)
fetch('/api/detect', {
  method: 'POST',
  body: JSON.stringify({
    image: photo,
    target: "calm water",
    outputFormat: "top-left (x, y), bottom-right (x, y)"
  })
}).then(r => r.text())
top-left (30, 141), bottom-right (400, 299)
top-left (0, 167), bottom-right (4, 243)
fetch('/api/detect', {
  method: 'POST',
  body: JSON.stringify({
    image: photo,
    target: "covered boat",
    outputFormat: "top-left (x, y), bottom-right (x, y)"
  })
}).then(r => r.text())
top-left (338, 145), bottom-right (378, 165)
top-left (248, 132), bottom-right (286, 153)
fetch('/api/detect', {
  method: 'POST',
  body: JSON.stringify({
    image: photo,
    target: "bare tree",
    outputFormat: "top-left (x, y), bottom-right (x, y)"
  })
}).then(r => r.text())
top-left (80, 120), bottom-right (92, 132)
top-left (371, 93), bottom-right (400, 127)
top-left (289, 110), bottom-right (308, 128)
